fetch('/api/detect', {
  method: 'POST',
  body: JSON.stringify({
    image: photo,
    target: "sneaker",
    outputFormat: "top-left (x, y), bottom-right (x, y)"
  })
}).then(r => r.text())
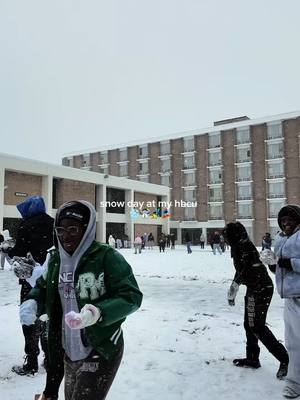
top-left (233, 358), bottom-right (261, 369)
top-left (12, 356), bottom-right (38, 376)
top-left (283, 386), bottom-right (300, 399)
top-left (277, 362), bottom-right (288, 380)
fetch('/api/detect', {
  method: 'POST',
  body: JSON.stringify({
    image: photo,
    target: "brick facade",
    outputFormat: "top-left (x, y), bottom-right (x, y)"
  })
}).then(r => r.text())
top-left (171, 138), bottom-right (183, 220)
top-left (252, 124), bottom-right (268, 243)
top-left (222, 129), bottom-right (236, 222)
top-left (53, 179), bottom-right (96, 208)
top-left (195, 134), bottom-right (208, 221)
top-left (284, 117), bottom-right (300, 204)
top-left (4, 171), bottom-right (43, 205)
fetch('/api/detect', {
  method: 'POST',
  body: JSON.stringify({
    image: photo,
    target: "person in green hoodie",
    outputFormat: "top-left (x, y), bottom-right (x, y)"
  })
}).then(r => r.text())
top-left (19, 200), bottom-right (143, 400)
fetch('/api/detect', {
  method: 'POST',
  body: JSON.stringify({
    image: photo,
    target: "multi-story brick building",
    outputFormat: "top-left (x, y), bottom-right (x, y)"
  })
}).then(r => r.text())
top-left (0, 153), bottom-right (170, 244)
top-left (62, 111), bottom-right (300, 245)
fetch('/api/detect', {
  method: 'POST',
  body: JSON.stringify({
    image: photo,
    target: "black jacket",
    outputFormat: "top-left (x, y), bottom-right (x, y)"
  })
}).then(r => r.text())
top-left (224, 222), bottom-right (272, 292)
top-left (8, 213), bottom-right (54, 264)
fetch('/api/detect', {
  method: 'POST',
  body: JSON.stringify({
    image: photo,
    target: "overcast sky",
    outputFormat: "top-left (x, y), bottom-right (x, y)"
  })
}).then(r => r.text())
top-left (0, 0), bottom-right (299, 164)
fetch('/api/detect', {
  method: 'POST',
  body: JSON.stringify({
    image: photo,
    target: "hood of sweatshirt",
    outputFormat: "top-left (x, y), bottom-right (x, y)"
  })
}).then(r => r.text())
top-left (277, 205), bottom-right (300, 231)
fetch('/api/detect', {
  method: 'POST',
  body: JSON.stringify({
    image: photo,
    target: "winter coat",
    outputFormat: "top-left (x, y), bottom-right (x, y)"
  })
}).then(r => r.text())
top-left (108, 236), bottom-right (116, 247)
top-left (8, 196), bottom-right (54, 264)
top-left (134, 236), bottom-right (142, 245)
top-left (211, 233), bottom-right (221, 244)
top-left (184, 232), bottom-right (191, 243)
top-left (147, 233), bottom-right (154, 242)
top-left (224, 222), bottom-right (272, 292)
top-left (27, 242), bottom-right (143, 363)
top-left (274, 229), bottom-right (300, 298)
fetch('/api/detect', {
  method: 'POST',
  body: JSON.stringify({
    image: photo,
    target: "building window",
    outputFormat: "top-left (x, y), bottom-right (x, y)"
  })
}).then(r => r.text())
top-left (160, 141), bottom-right (170, 155)
top-left (244, 226), bottom-right (253, 240)
top-left (82, 154), bottom-right (90, 167)
top-left (209, 187), bottom-right (222, 202)
top-left (139, 175), bottom-right (149, 183)
top-left (184, 171), bottom-right (195, 186)
top-left (237, 184), bottom-right (252, 200)
top-left (268, 181), bottom-right (285, 198)
top-left (267, 122), bottom-right (282, 140)
top-left (236, 127), bottom-right (250, 144)
top-left (266, 142), bottom-right (284, 160)
top-left (238, 203), bottom-right (252, 219)
top-left (184, 206), bottom-right (196, 220)
top-left (139, 161), bottom-right (149, 174)
top-left (119, 148), bottom-right (128, 162)
top-left (268, 200), bottom-right (285, 218)
top-left (99, 152), bottom-right (108, 164)
top-left (208, 133), bottom-right (221, 148)
top-left (184, 189), bottom-right (196, 202)
top-left (139, 145), bottom-right (148, 158)
top-left (208, 151), bottom-right (222, 166)
top-left (209, 169), bottom-right (222, 184)
top-left (267, 161), bottom-right (284, 179)
top-left (106, 188), bottom-right (125, 214)
top-left (161, 175), bottom-right (170, 186)
top-left (236, 147), bottom-right (251, 163)
top-left (236, 165), bottom-right (251, 181)
top-left (209, 204), bottom-right (223, 220)
top-left (183, 154), bottom-right (195, 169)
top-left (66, 157), bottom-right (74, 167)
top-left (184, 137), bottom-right (194, 152)
top-left (99, 166), bottom-right (108, 174)
top-left (119, 164), bottom-right (128, 177)
top-left (161, 158), bottom-right (171, 172)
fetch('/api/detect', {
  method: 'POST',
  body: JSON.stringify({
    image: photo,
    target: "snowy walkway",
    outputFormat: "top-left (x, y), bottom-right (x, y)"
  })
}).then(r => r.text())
top-left (0, 247), bottom-right (286, 400)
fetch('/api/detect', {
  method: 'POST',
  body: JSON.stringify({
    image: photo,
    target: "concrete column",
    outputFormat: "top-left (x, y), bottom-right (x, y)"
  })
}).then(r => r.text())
top-left (161, 194), bottom-right (170, 234)
top-left (42, 175), bottom-right (53, 215)
top-left (0, 167), bottom-right (5, 232)
top-left (177, 227), bottom-right (182, 244)
top-left (125, 189), bottom-right (134, 247)
top-left (96, 184), bottom-right (106, 242)
top-left (202, 227), bottom-right (207, 241)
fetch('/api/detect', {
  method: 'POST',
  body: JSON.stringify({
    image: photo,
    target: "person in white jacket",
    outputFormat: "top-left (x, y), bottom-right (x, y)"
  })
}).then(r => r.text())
top-left (264, 205), bottom-right (300, 399)
top-left (108, 235), bottom-right (116, 248)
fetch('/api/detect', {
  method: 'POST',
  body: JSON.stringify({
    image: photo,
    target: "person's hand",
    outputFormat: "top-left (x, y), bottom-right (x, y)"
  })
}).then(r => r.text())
top-left (227, 281), bottom-right (239, 306)
top-left (278, 258), bottom-right (293, 270)
top-left (260, 249), bottom-right (277, 265)
top-left (0, 242), bottom-right (12, 253)
top-left (65, 304), bottom-right (101, 330)
top-left (13, 256), bottom-right (35, 279)
top-left (20, 299), bottom-right (37, 325)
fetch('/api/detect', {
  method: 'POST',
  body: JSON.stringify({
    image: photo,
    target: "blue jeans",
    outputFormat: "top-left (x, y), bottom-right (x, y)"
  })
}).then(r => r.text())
top-left (187, 242), bottom-right (192, 254)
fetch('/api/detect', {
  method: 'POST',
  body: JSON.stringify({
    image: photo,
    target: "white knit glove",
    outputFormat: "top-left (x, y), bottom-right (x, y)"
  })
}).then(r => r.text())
top-left (13, 256), bottom-right (35, 279)
top-left (260, 249), bottom-right (277, 265)
top-left (65, 304), bottom-right (101, 330)
top-left (20, 299), bottom-right (37, 325)
top-left (227, 281), bottom-right (240, 306)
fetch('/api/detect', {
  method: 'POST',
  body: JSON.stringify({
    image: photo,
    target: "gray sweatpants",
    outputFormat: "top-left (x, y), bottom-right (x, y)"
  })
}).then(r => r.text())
top-left (284, 298), bottom-right (300, 393)
top-left (64, 345), bottom-right (123, 400)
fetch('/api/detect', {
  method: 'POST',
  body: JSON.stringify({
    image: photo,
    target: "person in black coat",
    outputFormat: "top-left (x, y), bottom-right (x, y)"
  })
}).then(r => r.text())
top-left (185, 232), bottom-right (192, 254)
top-left (223, 222), bottom-right (289, 379)
top-left (5, 197), bottom-right (53, 374)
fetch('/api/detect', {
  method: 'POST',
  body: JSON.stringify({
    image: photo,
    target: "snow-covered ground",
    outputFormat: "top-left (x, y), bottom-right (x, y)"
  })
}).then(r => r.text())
top-left (0, 246), bottom-right (287, 400)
